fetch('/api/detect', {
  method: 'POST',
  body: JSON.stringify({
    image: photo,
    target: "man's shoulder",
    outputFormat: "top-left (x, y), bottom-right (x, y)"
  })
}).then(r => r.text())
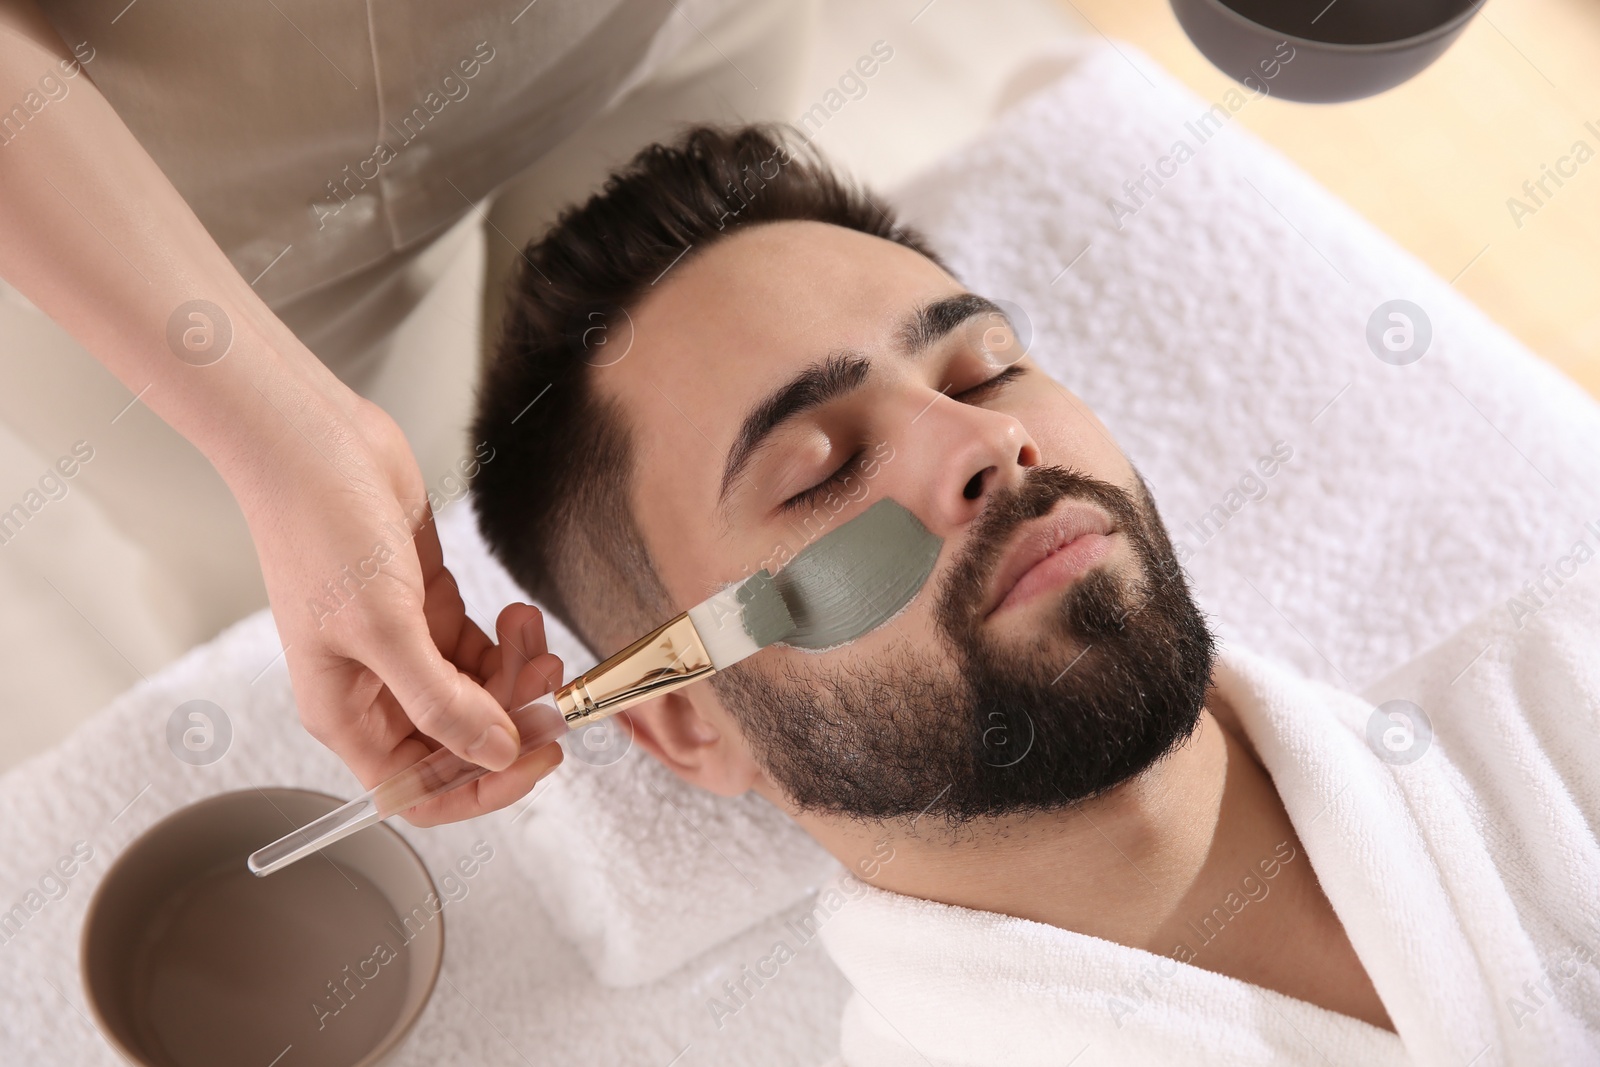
top-left (1361, 557), bottom-right (1600, 707)
top-left (1351, 558), bottom-right (1600, 822)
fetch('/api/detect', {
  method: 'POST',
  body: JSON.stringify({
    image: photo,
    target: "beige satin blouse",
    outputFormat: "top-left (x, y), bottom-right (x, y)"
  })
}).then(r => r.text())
top-left (37, 0), bottom-right (683, 314)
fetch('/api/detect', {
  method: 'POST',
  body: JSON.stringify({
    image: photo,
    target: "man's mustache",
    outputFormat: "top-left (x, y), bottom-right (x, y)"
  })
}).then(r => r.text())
top-left (936, 466), bottom-right (1145, 628)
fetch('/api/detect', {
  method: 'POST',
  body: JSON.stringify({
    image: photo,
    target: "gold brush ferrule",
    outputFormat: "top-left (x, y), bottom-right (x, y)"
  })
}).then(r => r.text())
top-left (553, 613), bottom-right (714, 728)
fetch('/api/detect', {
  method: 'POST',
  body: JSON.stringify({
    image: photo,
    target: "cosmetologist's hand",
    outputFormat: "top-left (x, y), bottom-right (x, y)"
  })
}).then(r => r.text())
top-left (0, 0), bottom-right (565, 823)
top-left (241, 396), bottom-right (565, 826)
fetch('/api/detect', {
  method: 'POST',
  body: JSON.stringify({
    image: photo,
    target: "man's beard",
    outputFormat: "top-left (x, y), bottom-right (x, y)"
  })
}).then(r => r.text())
top-left (709, 465), bottom-right (1217, 825)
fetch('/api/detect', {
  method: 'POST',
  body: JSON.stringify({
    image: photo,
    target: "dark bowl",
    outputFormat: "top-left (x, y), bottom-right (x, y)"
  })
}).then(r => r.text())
top-left (1170, 0), bottom-right (1484, 103)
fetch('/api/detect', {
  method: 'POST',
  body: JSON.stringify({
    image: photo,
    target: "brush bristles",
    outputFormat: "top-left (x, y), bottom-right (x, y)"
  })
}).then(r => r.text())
top-left (687, 571), bottom-right (794, 670)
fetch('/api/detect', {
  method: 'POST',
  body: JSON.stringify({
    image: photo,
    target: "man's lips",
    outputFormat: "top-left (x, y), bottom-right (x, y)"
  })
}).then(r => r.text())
top-left (982, 500), bottom-right (1116, 619)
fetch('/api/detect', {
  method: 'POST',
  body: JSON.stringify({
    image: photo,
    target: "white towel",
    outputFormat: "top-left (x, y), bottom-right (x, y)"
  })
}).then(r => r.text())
top-left (816, 563), bottom-right (1600, 1067)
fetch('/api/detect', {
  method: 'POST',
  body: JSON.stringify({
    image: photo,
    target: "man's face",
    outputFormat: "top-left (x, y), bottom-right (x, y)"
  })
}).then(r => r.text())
top-left (598, 220), bottom-right (1214, 822)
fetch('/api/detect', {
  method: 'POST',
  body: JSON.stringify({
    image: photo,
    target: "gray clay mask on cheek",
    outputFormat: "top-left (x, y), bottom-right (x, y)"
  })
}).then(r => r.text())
top-left (762, 497), bottom-right (943, 651)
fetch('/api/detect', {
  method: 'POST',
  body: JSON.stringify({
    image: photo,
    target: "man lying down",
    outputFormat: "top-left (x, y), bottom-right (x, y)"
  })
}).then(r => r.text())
top-left (467, 125), bottom-right (1600, 1066)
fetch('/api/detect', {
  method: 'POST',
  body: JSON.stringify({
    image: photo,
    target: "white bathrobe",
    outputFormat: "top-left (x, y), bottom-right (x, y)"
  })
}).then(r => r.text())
top-left (817, 565), bottom-right (1600, 1066)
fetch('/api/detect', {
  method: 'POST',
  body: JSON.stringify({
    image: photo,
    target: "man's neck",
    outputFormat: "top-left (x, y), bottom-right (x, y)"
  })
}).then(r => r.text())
top-left (794, 705), bottom-right (1266, 951)
top-left (788, 699), bottom-right (1396, 1032)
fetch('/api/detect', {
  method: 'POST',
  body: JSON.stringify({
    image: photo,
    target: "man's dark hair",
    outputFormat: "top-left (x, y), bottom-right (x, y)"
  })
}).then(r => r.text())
top-left (470, 123), bottom-right (950, 655)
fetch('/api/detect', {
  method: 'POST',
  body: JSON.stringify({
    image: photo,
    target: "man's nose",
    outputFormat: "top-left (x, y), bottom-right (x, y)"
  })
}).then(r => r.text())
top-left (886, 390), bottom-right (1040, 536)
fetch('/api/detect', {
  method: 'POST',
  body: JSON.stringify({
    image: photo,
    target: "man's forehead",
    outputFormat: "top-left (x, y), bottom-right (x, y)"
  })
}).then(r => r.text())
top-left (596, 220), bottom-right (957, 480)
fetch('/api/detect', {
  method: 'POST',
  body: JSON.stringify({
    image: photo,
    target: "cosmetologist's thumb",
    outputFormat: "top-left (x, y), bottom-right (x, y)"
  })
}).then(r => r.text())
top-left (371, 623), bottom-right (521, 771)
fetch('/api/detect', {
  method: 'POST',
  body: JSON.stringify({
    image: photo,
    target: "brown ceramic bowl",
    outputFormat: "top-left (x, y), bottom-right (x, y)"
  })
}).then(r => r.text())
top-left (81, 788), bottom-right (443, 1067)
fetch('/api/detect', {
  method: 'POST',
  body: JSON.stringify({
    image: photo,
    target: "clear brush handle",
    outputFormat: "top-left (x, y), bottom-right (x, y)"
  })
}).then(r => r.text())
top-left (248, 700), bottom-right (568, 876)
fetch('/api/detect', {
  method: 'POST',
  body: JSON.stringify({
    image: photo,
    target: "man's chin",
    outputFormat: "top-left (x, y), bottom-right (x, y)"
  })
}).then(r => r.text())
top-left (978, 609), bottom-right (1089, 675)
top-left (1004, 565), bottom-right (1146, 646)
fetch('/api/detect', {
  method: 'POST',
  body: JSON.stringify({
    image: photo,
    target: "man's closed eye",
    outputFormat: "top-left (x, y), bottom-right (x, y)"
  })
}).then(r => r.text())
top-left (777, 364), bottom-right (1028, 514)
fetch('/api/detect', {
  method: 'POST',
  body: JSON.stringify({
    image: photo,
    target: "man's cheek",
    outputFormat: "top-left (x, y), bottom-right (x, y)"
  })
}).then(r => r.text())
top-left (820, 605), bottom-right (933, 664)
top-left (1023, 384), bottom-right (1116, 467)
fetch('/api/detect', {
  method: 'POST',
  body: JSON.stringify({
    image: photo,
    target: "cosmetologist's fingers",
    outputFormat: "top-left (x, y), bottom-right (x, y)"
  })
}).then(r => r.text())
top-left (398, 740), bottom-right (565, 827)
top-left (364, 613), bottom-right (520, 772)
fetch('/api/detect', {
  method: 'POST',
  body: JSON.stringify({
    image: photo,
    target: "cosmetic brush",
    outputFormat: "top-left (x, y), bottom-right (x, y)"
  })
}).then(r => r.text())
top-left (249, 498), bottom-right (941, 876)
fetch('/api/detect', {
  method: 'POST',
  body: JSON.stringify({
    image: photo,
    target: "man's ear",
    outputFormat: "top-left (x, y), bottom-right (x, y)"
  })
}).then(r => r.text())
top-left (623, 685), bottom-right (765, 797)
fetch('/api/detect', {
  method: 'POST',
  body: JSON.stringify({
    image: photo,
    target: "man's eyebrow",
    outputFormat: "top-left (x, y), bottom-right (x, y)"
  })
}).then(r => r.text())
top-left (716, 291), bottom-right (1006, 508)
top-left (718, 349), bottom-right (871, 506)
top-left (896, 291), bottom-right (1006, 356)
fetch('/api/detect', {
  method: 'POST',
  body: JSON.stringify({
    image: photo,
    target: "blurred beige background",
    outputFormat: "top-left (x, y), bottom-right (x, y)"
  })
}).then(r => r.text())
top-left (1065, 0), bottom-right (1600, 400)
